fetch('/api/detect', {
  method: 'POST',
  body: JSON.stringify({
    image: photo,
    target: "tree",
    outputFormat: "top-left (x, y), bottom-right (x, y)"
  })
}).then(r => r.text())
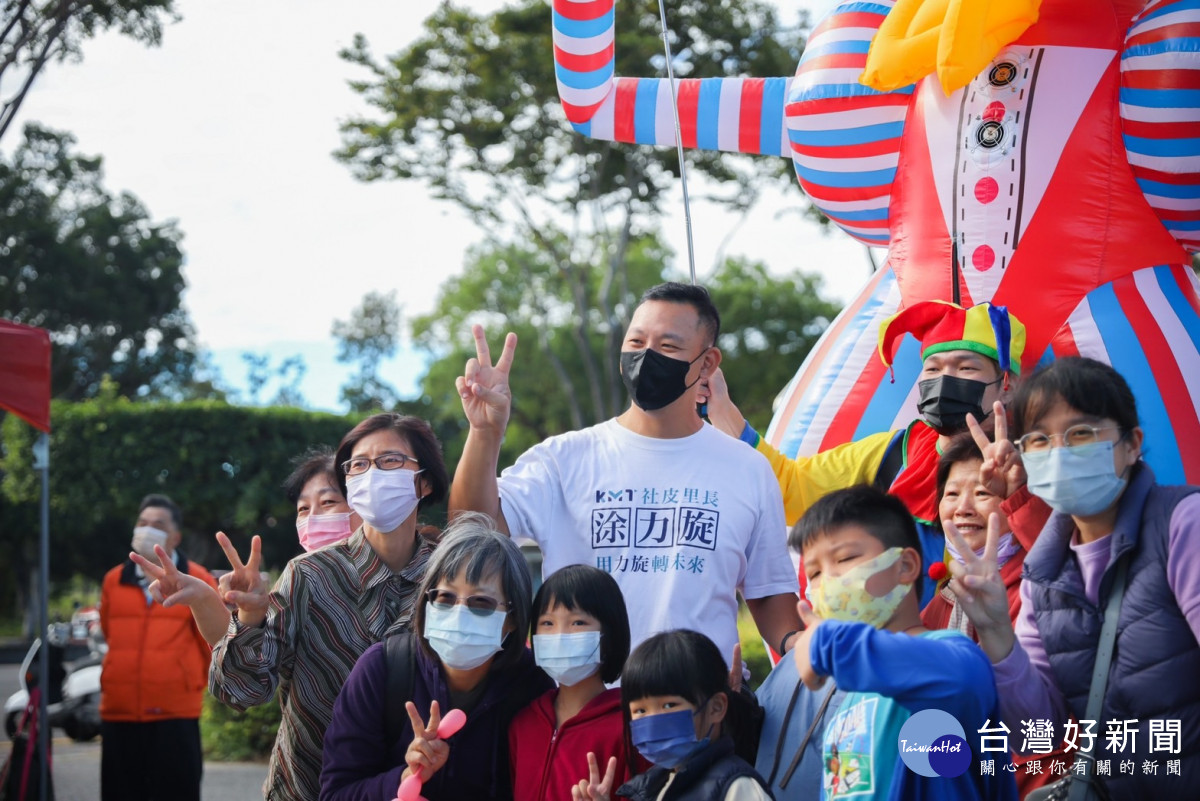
top-left (706, 257), bottom-right (841, 430)
top-left (0, 0), bottom-right (178, 142)
top-left (332, 290), bottom-right (402, 412)
top-left (0, 124), bottom-right (202, 400)
top-left (240, 352), bottom-right (307, 407)
top-left (337, 1), bottom-right (808, 422)
top-left (272, 355), bottom-right (307, 407)
top-left (408, 233), bottom-right (841, 469)
top-left (242, 352), bottom-right (271, 404)
top-left (337, 0), bottom-right (803, 213)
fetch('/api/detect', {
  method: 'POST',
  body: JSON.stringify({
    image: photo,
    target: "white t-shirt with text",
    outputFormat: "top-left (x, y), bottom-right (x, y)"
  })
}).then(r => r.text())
top-left (498, 419), bottom-right (797, 665)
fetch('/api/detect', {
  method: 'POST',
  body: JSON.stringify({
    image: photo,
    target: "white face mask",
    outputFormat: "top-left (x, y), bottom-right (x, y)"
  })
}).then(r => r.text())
top-left (346, 469), bottom-right (423, 533)
top-left (533, 631), bottom-right (602, 686)
top-left (131, 526), bottom-right (169, 560)
top-left (423, 602), bottom-right (506, 671)
top-left (297, 512), bottom-right (354, 552)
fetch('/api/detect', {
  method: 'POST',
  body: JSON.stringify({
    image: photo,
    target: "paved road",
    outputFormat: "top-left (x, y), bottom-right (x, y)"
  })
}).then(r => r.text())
top-left (4, 663), bottom-right (268, 800)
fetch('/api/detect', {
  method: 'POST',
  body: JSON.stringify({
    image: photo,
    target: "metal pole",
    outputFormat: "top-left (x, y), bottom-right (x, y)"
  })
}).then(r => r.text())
top-left (655, 0), bottom-right (697, 285)
top-left (33, 431), bottom-right (50, 801)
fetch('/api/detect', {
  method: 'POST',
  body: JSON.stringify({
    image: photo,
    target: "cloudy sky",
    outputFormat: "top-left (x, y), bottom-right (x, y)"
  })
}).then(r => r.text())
top-left (10, 0), bottom-right (876, 410)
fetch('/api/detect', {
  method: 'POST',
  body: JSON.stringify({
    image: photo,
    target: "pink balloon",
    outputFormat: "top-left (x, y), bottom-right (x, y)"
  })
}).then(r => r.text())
top-left (393, 709), bottom-right (468, 801)
top-left (395, 773), bottom-right (422, 801)
top-left (437, 709), bottom-right (467, 739)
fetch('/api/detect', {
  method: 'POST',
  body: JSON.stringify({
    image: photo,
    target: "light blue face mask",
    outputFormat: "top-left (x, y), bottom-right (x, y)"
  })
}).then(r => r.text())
top-left (532, 631), bottom-right (601, 686)
top-left (629, 706), bottom-right (710, 769)
top-left (1022, 440), bottom-right (1127, 517)
top-left (423, 602), bottom-right (506, 670)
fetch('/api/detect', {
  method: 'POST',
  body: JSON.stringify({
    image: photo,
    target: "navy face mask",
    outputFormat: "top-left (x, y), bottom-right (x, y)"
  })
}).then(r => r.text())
top-left (629, 707), bottom-right (709, 769)
top-left (620, 348), bottom-right (706, 412)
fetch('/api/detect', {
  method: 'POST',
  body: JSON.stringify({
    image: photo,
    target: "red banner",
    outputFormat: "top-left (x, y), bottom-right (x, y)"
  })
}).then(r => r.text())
top-left (0, 319), bottom-right (51, 432)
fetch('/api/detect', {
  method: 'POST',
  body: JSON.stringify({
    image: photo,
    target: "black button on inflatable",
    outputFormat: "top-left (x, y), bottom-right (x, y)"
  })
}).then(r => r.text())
top-left (988, 62), bottom-right (1017, 87)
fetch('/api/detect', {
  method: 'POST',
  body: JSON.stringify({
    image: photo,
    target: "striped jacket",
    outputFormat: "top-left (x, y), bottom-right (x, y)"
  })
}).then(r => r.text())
top-left (209, 528), bottom-right (432, 801)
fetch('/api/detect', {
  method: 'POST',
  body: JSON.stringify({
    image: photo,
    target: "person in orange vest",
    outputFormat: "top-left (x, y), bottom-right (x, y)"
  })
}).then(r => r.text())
top-left (98, 493), bottom-right (216, 801)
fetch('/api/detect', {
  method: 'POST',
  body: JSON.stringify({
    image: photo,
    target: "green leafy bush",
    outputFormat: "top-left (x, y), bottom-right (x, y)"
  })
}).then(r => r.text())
top-left (201, 693), bottom-right (282, 762)
top-left (737, 602), bottom-right (774, 692)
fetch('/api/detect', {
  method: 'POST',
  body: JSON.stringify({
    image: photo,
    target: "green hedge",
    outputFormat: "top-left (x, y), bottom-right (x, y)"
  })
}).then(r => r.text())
top-left (0, 396), bottom-right (363, 603)
top-left (201, 693), bottom-right (282, 762)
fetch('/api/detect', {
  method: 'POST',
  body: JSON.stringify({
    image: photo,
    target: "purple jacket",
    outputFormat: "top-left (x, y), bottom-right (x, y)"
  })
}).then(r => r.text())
top-left (319, 639), bottom-right (552, 801)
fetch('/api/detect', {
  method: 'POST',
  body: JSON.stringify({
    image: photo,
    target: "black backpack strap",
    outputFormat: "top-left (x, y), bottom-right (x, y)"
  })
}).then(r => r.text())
top-left (384, 631), bottom-right (418, 749)
top-left (872, 429), bottom-right (907, 492)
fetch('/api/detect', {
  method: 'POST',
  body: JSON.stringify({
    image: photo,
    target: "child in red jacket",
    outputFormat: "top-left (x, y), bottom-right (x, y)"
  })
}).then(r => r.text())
top-left (508, 565), bottom-right (632, 801)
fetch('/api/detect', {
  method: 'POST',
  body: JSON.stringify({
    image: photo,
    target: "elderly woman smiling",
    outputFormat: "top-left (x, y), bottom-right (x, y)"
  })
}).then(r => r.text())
top-left (136, 414), bottom-right (449, 801)
top-left (211, 413), bottom-right (449, 801)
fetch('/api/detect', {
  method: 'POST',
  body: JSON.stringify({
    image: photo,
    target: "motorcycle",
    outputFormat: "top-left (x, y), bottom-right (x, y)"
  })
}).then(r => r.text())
top-left (4, 620), bottom-right (104, 743)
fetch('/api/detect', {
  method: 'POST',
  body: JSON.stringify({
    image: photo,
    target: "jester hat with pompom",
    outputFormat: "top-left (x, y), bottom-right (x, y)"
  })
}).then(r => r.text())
top-left (877, 300), bottom-right (1027, 385)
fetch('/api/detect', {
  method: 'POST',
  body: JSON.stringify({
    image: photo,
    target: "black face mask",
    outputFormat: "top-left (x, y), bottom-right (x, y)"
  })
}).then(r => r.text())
top-left (917, 374), bottom-right (993, 434)
top-left (620, 347), bottom-right (706, 411)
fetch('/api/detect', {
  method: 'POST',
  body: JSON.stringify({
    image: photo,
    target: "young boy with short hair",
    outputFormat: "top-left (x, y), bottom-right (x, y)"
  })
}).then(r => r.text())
top-left (786, 485), bottom-right (1017, 801)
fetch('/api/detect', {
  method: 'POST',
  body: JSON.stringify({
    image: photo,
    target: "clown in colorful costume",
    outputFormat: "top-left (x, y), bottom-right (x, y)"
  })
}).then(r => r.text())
top-left (550, 0), bottom-right (1200, 486)
top-left (706, 300), bottom-right (1025, 608)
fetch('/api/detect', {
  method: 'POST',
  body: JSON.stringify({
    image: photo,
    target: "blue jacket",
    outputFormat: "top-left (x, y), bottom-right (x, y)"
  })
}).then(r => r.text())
top-left (1023, 464), bottom-right (1200, 797)
top-left (810, 620), bottom-right (1018, 801)
top-left (319, 640), bottom-right (552, 801)
top-left (617, 736), bottom-right (769, 801)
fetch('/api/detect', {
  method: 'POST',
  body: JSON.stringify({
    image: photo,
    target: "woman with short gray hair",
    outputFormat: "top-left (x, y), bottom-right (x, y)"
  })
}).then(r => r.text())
top-left (320, 513), bottom-right (552, 801)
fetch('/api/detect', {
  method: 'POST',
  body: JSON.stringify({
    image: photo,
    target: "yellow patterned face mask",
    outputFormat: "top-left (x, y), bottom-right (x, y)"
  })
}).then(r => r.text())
top-left (806, 547), bottom-right (912, 629)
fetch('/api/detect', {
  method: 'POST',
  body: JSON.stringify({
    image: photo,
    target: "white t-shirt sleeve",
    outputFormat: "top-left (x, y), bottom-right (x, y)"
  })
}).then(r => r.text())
top-left (739, 453), bottom-right (800, 600)
top-left (497, 439), bottom-right (562, 546)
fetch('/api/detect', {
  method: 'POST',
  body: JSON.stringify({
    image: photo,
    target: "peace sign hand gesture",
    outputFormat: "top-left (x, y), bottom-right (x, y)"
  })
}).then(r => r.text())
top-left (132, 545), bottom-right (217, 609)
top-left (571, 752), bottom-right (618, 801)
top-left (402, 701), bottom-right (451, 782)
top-left (215, 531), bottom-right (269, 628)
top-left (965, 400), bottom-right (1025, 500)
top-left (944, 513), bottom-right (1016, 664)
top-left (454, 325), bottom-right (517, 436)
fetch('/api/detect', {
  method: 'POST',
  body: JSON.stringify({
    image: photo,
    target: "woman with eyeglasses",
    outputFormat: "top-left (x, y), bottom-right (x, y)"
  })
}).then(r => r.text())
top-left (203, 413), bottom-right (449, 801)
top-left (319, 512), bottom-right (553, 801)
top-left (947, 357), bottom-right (1200, 798)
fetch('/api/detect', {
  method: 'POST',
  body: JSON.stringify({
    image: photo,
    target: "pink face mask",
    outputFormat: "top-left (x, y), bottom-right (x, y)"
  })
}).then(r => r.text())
top-left (297, 512), bottom-right (353, 552)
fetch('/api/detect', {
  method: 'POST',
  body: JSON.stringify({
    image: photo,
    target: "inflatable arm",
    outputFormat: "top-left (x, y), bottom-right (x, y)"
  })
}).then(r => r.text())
top-left (553, 0), bottom-right (917, 247)
top-left (1120, 0), bottom-right (1200, 252)
top-left (553, 0), bottom-right (794, 156)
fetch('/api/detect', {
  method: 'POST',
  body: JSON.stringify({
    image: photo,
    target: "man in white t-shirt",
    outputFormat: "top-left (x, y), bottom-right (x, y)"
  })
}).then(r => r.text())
top-left (450, 282), bottom-right (802, 666)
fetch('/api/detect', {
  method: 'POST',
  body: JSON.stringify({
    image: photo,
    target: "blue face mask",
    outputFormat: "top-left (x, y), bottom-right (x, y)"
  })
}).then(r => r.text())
top-left (1023, 440), bottom-right (1127, 517)
top-left (629, 707), bottom-right (708, 769)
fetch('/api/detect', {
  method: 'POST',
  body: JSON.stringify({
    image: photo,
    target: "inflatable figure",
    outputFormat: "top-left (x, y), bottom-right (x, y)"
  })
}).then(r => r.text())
top-left (551, 0), bottom-right (1200, 483)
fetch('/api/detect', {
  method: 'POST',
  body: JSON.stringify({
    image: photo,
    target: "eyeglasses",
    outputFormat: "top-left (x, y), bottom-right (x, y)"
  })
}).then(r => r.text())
top-left (341, 452), bottom-right (419, 476)
top-left (1015, 425), bottom-right (1122, 454)
top-left (425, 588), bottom-right (510, 617)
